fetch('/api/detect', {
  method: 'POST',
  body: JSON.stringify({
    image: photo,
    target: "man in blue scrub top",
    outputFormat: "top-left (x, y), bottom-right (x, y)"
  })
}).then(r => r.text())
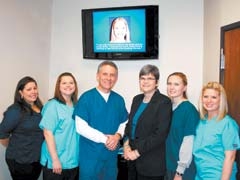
top-left (73, 60), bottom-right (128, 180)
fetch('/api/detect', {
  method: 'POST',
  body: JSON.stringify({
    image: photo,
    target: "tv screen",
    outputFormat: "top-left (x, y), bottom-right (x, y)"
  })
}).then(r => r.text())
top-left (82, 5), bottom-right (159, 60)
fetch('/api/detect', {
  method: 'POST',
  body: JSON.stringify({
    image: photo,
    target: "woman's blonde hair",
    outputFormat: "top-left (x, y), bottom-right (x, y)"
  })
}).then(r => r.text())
top-left (110, 17), bottom-right (130, 42)
top-left (198, 81), bottom-right (228, 120)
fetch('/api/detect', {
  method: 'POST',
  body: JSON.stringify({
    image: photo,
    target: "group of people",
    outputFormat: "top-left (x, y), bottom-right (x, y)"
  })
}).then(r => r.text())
top-left (0, 60), bottom-right (239, 180)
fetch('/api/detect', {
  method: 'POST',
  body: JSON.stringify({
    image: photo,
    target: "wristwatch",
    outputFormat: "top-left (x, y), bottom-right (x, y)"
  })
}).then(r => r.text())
top-left (176, 171), bottom-right (183, 176)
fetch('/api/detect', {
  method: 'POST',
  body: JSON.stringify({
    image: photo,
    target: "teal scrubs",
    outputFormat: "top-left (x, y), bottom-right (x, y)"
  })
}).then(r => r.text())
top-left (73, 88), bottom-right (128, 180)
top-left (193, 115), bottom-right (240, 180)
top-left (166, 101), bottom-right (199, 179)
top-left (131, 102), bottom-right (147, 139)
top-left (40, 99), bottom-right (79, 169)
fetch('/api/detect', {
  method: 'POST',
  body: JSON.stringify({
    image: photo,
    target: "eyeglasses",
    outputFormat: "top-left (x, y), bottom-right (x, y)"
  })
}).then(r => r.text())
top-left (139, 77), bottom-right (156, 81)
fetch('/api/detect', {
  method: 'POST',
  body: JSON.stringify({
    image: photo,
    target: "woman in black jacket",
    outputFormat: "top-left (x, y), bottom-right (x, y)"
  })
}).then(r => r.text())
top-left (124, 64), bottom-right (172, 180)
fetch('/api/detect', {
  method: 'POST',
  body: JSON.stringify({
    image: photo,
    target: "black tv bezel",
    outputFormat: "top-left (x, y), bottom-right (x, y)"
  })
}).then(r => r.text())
top-left (81, 5), bottom-right (159, 60)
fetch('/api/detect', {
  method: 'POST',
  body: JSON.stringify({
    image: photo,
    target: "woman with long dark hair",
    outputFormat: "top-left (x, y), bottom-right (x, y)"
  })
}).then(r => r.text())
top-left (0, 76), bottom-right (44, 180)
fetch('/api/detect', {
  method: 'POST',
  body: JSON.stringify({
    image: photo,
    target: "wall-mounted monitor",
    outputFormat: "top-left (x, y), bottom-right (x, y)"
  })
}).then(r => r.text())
top-left (82, 5), bottom-right (159, 60)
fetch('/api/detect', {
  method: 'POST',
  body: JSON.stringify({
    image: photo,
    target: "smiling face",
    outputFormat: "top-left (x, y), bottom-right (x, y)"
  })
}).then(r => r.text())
top-left (139, 73), bottom-right (158, 94)
top-left (97, 64), bottom-right (118, 93)
top-left (167, 75), bottom-right (187, 101)
top-left (202, 88), bottom-right (220, 117)
top-left (19, 82), bottom-right (38, 105)
top-left (113, 20), bottom-right (127, 41)
top-left (59, 75), bottom-right (76, 99)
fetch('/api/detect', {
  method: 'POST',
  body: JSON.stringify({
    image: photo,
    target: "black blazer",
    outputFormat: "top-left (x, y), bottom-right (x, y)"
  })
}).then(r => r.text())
top-left (125, 89), bottom-right (172, 176)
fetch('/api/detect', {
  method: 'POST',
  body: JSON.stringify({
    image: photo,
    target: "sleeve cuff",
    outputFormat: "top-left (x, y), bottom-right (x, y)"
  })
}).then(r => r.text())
top-left (176, 165), bottom-right (186, 174)
top-left (100, 134), bottom-right (108, 144)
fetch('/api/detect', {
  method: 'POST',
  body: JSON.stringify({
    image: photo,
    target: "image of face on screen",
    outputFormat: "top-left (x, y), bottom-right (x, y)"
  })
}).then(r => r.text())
top-left (110, 17), bottom-right (130, 43)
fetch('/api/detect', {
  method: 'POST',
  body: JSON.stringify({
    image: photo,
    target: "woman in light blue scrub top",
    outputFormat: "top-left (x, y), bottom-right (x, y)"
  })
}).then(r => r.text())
top-left (193, 82), bottom-right (240, 180)
top-left (40, 72), bottom-right (79, 180)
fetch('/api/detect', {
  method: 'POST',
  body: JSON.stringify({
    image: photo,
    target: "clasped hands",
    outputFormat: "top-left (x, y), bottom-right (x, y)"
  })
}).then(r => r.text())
top-left (105, 133), bottom-right (121, 151)
top-left (123, 145), bottom-right (140, 161)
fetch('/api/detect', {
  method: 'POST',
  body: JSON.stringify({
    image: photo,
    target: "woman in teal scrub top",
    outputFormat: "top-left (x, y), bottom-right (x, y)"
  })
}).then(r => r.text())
top-left (40, 72), bottom-right (79, 180)
top-left (193, 82), bottom-right (240, 180)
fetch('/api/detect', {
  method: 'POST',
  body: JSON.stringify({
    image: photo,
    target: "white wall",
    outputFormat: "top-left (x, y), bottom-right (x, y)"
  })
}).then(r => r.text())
top-left (49, 0), bottom-right (204, 111)
top-left (1, 0), bottom-right (239, 179)
top-left (0, 1), bottom-right (52, 179)
top-left (203, 0), bottom-right (240, 83)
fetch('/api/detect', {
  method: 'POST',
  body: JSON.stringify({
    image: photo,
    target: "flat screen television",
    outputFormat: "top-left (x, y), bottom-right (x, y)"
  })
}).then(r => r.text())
top-left (82, 5), bottom-right (159, 60)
